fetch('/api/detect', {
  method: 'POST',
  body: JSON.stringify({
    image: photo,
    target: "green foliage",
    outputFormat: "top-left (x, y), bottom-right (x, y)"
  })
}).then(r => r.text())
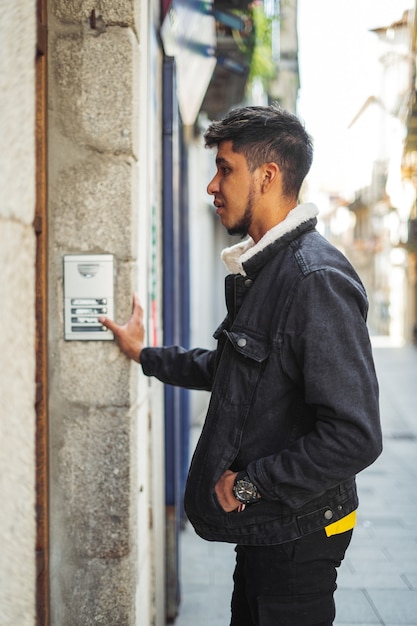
top-left (232, 2), bottom-right (276, 88)
top-left (248, 3), bottom-right (276, 86)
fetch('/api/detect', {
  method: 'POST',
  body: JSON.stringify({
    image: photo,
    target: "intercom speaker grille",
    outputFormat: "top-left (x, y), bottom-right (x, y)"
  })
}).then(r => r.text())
top-left (77, 263), bottom-right (100, 278)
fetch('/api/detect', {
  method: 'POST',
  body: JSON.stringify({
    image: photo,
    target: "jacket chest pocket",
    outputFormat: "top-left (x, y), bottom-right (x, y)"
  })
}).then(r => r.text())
top-left (215, 329), bottom-right (271, 406)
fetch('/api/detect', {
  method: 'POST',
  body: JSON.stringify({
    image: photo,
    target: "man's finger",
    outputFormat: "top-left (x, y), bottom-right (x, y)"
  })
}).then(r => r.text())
top-left (98, 316), bottom-right (120, 335)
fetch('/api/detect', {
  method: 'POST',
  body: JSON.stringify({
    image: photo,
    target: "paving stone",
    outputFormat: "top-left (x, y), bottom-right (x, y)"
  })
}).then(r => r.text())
top-left (367, 589), bottom-right (417, 624)
top-left (335, 589), bottom-right (380, 623)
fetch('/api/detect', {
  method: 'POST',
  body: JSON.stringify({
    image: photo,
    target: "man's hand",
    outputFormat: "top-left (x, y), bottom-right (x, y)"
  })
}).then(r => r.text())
top-left (214, 470), bottom-right (240, 512)
top-left (98, 293), bottom-right (145, 362)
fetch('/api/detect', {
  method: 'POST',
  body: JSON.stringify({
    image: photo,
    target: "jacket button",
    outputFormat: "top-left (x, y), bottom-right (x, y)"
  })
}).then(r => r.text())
top-left (324, 509), bottom-right (334, 521)
top-left (244, 279), bottom-right (253, 288)
top-left (237, 338), bottom-right (247, 348)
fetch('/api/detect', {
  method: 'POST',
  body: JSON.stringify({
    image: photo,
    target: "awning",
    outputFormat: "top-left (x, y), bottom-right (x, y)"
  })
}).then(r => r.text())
top-left (160, 0), bottom-right (254, 125)
top-left (161, 1), bottom-right (217, 126)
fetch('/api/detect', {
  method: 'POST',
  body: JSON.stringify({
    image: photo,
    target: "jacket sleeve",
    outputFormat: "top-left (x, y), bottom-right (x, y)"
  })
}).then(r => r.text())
top-left (247, 267), bottom-right (383, 509)
top-left (140, 346), bottom-right (216, 391)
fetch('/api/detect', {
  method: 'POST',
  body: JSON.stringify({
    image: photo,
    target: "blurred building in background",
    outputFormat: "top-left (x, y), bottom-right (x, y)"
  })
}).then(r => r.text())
top-left (402, 2), bottom-right (417, 342)
top-left (318, 7), bottom-right (417, 343)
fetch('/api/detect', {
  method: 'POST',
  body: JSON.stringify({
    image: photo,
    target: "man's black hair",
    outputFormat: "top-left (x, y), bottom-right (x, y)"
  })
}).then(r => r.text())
top-left (204, 105), bottom-right (313, 198)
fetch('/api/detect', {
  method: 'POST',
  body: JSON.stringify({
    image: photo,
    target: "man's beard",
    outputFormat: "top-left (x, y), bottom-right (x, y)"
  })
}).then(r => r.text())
top-left (227, 188), bottom-right (254, 238)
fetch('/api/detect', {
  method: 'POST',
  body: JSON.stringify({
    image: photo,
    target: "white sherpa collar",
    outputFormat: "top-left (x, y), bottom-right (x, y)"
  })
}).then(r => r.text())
top-left (221, 202), bottom-right (319, 275)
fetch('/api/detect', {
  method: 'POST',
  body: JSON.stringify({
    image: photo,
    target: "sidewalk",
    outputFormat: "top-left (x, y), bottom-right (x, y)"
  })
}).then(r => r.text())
top-left (175, 340), bottom-right (417, 626)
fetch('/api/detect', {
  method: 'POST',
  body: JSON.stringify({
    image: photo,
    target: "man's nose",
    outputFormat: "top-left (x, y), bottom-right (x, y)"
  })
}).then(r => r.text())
top-left (207, 172), bottom-right (219, 196)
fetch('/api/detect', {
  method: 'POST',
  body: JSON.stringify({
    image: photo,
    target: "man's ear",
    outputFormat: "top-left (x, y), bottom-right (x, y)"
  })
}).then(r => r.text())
top-left (261, 162), bottom-right (280, 192)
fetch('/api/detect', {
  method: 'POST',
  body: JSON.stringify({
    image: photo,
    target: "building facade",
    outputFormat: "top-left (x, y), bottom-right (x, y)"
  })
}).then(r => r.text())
top-left (0, 1), bottom-right (299, 624)
top-left (2, 1), bottom-right (166, 623)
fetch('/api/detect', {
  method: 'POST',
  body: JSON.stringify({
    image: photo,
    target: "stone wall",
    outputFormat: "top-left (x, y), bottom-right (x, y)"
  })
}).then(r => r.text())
top-left (0, 2), bottom-right (37, 625)
top-left (48, 1), bottom-right (163, 623)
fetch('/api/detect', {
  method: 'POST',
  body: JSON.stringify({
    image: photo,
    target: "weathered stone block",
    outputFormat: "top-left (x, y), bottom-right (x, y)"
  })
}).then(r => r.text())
top-left (53, 29), bottom-right (138, 155)
top-left (52, 155), bottom-right (136, 260)
top-left (0, 3), bottom-right (35, 223)
top-left (60, 557), bottom-right (134, 625)
top-left (53, 0), bottom-right (138, 28)
top-left (56, 339), bottom-right (131, 406)
top-left (0, 222), bottom-right (36, 389)
top-left (58, 407), bottom-right (131, 559)
top-left (0, 221), bottom-right (36, 625)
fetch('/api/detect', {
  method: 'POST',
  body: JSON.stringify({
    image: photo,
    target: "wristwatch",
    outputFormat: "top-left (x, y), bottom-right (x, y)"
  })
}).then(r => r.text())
top-left (233, 472), bottom-right (260, 505)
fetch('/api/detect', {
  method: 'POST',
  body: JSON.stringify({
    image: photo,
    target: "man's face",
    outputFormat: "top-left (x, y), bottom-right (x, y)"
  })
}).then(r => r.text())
top-left (207, 140), bottom-right (259, 238)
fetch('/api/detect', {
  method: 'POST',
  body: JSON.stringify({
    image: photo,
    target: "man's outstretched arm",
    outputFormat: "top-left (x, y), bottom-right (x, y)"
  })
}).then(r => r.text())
top-left (99, 294), bottom-right (216, 390)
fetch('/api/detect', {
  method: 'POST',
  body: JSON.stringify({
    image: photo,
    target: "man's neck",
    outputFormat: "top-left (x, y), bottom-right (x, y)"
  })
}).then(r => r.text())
top-left (249, 197), bottom-right (298, 243)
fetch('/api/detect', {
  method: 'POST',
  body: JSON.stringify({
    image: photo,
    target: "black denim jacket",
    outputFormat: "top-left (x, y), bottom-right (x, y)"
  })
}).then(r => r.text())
top-left (141, 217), bottom-right (382, 545)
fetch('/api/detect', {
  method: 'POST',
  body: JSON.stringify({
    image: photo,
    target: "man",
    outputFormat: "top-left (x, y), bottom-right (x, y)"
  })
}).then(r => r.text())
top-left (100, 105), bottom-right (382, 625)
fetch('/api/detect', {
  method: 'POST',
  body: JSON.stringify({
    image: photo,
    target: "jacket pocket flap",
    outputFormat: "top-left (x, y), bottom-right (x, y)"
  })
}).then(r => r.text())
top-left (213, 316), bottom-right (229, 340)
top-left (224, 330), bottom-right (270, 362)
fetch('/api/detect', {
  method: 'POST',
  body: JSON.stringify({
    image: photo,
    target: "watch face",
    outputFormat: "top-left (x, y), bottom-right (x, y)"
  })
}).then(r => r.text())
top-left (233, 478), bottom-right (258, 504)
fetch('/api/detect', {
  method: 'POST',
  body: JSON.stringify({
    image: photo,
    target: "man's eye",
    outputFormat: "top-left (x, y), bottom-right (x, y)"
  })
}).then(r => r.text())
top-left (221, 167), bottom-right (230, 174)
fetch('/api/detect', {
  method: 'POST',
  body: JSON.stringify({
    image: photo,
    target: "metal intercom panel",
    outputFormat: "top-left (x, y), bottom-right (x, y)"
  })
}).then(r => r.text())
top-left (64, 254), bottom-right (114, 341)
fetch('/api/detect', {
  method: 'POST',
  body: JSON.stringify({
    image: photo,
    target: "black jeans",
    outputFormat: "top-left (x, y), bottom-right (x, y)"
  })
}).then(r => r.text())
top-left (230, 529), bottom-right (352, 626)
